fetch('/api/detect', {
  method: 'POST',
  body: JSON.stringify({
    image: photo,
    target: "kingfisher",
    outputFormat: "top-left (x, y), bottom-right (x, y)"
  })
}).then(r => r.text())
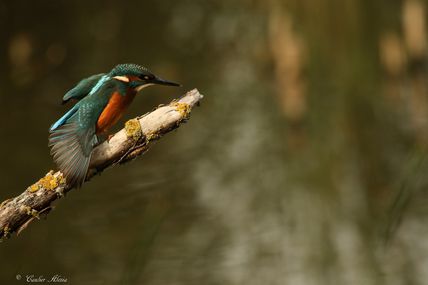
top-left (49, 63), bottom-right (180, 187)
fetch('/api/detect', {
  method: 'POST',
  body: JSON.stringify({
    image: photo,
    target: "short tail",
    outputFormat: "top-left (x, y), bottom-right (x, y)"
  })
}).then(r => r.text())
top-left (49, 123), bottom-right (94, 187)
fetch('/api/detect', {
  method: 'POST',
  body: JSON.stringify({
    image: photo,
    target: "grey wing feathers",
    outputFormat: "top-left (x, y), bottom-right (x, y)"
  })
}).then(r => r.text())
top-left (62, 73), bottom-right (105, 104)
top-left (48, 109), bottom-right (98, 187)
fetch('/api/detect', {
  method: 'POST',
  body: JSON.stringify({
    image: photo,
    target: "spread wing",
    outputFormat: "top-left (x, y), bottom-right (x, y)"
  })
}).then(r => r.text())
top-left (49, 102), bottom-right (99, 187)
top-left (62, 73), bottom-right (106, 104)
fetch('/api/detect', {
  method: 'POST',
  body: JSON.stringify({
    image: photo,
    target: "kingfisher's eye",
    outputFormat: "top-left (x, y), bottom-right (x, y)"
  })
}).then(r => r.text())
top-left (143, 75), bottom-right (150, 80)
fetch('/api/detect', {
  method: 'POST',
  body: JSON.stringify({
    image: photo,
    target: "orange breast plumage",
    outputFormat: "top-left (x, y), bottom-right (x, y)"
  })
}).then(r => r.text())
top-left (96, 91), bottom-right (136, 134)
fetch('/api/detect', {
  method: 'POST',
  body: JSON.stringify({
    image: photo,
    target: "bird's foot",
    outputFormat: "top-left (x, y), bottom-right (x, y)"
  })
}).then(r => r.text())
top-left (94, 134), bottom-right (114, 147)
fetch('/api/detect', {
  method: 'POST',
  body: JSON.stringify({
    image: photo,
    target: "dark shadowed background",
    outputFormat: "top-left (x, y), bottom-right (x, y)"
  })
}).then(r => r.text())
top-left (1, 0), bottom-right (428, 284)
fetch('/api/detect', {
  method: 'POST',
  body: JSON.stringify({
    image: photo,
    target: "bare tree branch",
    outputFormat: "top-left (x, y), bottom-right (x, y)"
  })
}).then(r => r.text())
top-left (0, 89), bottom-right (203, 241)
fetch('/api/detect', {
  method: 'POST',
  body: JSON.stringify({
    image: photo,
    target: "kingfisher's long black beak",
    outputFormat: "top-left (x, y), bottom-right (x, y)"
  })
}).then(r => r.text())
top-left (152, 76), bottom-right (181, 87)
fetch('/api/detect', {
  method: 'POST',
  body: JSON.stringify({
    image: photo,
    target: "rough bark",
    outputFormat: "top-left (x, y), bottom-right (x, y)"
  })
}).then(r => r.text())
top-left (0, 89), bottom-right (203, 241)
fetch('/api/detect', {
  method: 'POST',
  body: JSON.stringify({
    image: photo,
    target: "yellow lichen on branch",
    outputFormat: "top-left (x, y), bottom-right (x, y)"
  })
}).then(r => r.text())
top-left (20, 205), bottom-right (39, 218)
top-left (146, 132), bottom-right (160, 141)
top-left (28, 171), bottom-right (66, 192)
top-left (172, 102), bottom-right (191, 118)
top-left (29, 184), bottom-right (39, 192)
top-left (125, 119), bottom-right (143, 141)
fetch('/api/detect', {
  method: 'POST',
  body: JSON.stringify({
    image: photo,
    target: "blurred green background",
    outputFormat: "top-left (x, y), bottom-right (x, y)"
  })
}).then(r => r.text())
top-left (1, 0), bottom-right (428, 284)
